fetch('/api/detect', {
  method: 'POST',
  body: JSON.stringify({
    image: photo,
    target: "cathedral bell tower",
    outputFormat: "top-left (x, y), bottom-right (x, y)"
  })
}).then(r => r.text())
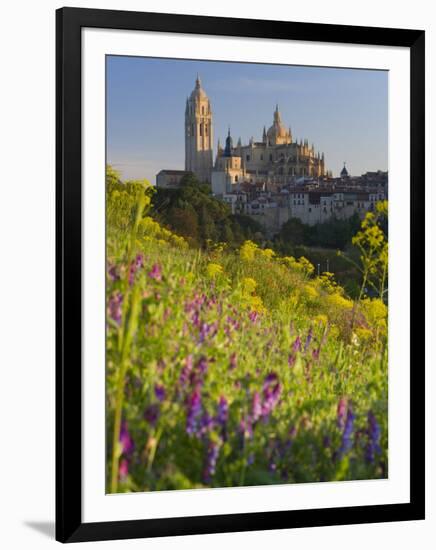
top-left (185, 75), bottom-right (213, 183)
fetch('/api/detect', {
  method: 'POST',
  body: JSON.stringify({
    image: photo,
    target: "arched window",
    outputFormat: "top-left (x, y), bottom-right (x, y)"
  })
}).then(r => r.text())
top-left (201, 106), bottom-right (205, 115)
top-left (205, 124), bottom-right (208, 136)
top-left (200, 124), bottom-right (203, 137)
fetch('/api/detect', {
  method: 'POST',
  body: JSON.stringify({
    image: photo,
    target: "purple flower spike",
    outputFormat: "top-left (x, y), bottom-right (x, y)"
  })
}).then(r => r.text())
top-left (304, 327), bottom-right (313, 352)
top-left (202, 440), bottom-right (221, 483)
top-left (108, 292), bottom-right (123, 326)
top-left (292, 336), bottom-right (302, 353)
top-left (365, 411), bottom-right (382, 463)
top-left (144, 403), bottom-right (160, 426)
top-left (339, 407), bottom-right (355, 456)
top-left (119, 421), bottom-right (134, 456)
top-left (154, 383), bottom-right (166, 402)
top-left (199, 412), bottom-right (215, 437)
top-left (108, 264), bottom-right (119, 281)
top-left (186, 388), bottom-right (202, 436)
top-left (179, 355), bottom-right (194, 388)
top-left (337, 397), bottom-right (348, 430)
top-left (148, 263), bottom-right (162, 282)
top-left (288, 354), bottom-right (296, 367)
top-left (216, 396), bottom-right (229, 427)
top-left (248, 311), bottom-right (259, 323)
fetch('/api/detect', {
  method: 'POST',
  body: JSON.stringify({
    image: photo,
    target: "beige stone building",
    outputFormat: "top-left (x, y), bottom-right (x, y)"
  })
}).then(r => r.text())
top-left (185, 76), bottom-right (213, 183)
top-left (222, 105), bottom-right (326, 185)
top-left (211, 130), bottom-right (247, 196)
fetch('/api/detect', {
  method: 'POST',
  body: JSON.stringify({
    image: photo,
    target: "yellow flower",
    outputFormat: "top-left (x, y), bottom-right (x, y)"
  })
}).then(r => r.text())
top-left (240, 240), bottom-right (258, 262)
top-left (355, 327), bottom-right (373, 343)
top-left (361, 298), bottom-right (387, 327)
top-left (326, 292), bottom-right (354, 310)
top-left (260, 248), bottom-right (275, 259)
top-left (249, 295), bottom-right (265, 313)
top-left (303, 284), bottom-right (319, 301)
top-left (314, 314), bottom-right (328, 325)
top-left (206, 262), bottom-right (223, 279)
top-left (242, 277), bottom-right (257, 295)
top-left (298, 256), bottom-right (315, 275)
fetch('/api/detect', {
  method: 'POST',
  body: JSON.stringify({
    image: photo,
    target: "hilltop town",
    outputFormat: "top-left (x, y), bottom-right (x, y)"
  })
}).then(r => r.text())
top-left (156, 76), bottom-right (387, 236)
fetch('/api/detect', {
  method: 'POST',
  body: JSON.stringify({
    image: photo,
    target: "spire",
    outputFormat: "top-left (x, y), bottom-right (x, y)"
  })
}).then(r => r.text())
top-left (195, 74), bottom-right (201, 88)
top-left (274, 104), bottom-right (281, 123)
top-left (262, 125), bottom-right (267, 142)
top-left (224, 128), bottom-right (233, 157)
top-left (341, 162), bottom-right (349, 177)
top-left (237, 136), bottom-right (242, 147)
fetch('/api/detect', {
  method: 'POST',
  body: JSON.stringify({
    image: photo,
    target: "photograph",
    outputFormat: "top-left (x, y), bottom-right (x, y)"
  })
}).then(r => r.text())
top-left (105, 56), bottom-right (389, 494)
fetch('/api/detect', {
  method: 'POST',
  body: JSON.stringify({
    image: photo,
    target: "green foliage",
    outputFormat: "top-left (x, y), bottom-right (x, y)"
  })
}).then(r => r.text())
top-left (342, 201), bottom-right (389, 300)
top-left (151, 172), bottom-right (264, 248)
top-left (275, 213), bottom-right (362, 253)
top-left (106, 167), bottom-right (388, 493)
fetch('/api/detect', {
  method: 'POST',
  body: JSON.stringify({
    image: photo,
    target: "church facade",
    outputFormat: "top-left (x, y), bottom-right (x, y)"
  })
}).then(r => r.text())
top-left (182, 76), bottom-right (327, 193)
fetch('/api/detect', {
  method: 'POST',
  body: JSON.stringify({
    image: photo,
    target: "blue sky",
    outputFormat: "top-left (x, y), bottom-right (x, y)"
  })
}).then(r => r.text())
top-left (107, 56), bottom-right (388, 184)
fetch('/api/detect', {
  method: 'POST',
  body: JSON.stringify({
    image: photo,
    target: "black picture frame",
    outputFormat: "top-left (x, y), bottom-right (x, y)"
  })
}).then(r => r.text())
top-left (56, 7), bottom-right (425, 543)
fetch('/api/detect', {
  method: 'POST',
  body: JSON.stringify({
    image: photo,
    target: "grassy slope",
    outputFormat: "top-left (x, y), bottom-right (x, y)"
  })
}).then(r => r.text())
top-left (106, 184), bottom-right (388, 493)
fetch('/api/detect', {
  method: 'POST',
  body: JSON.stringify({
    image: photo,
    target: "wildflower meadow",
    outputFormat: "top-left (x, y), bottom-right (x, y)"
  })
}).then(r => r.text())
top-left (106, 168), bottom-right (388, 494)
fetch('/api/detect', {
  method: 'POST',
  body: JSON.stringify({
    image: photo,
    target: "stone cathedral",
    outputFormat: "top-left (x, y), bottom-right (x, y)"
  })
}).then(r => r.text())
top-left (185, 76), bottom-right (214, 183)
top-left (183, 76), bottom-right (327, 192)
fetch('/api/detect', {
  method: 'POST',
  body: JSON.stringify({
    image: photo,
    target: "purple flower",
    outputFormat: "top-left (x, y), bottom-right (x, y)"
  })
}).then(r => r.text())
top-left (260, 373), bottom-right (282, 419)
top-left (216, 396), bottom-right (229, 427)
top-left (339, 407), bottom-right (355, 456)
top-left (337, 397), bottom-right (348, 430)
top-left (262, 383), bottom-right (282, 418)
top-left (263, 372), bottom-right (278, 391)
top-left (108, 292), bottom-right (123, 326)
top-left (154, 384), bottom-right (166, 402)
top-left (197, 356), bottom-right (208, 375)
top-left (119, 421), bottom-right (134, 456)
top-left (248, 311), bottom-right (259, 323)
top-left (119, 458), bottom-right (129, 481)
top-left (199, 321), bottom-right (218, 343)
top-left (365, 411), bottom-right (382, 463)
top-left (199, 412), bottom-right (215, 437)
top-left (304, 327), bottom-right (313, 352)
top-left (186, 388), bottom-right (202, 436)
top-left (148, 263), bottom-right (162, 282)
top-left (128, 254), bottom-right (144, 285)
top-left (144, 403), bottom-right (160, 426)
top-left (179, 355), bottom-right (194, 388)
top-left (108, 264), bottom-right (119, 281)
top-left (292, 336), bottom-right (302, 353)
top-left (202, 440), bottom-right (221, 483)
top-left (288, 354), bottom-right (296, 367)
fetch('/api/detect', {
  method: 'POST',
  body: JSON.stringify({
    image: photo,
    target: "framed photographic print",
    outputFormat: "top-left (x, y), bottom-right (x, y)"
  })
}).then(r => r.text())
top-left (56, 7), bottom-right (425, 543)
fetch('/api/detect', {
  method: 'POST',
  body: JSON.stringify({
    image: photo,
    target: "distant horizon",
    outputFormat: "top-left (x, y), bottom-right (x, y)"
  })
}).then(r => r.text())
top-left (107, 56), bottom-right (388, 185)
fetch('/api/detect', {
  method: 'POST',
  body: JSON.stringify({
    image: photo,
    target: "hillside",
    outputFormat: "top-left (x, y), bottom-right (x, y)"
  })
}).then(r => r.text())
top-left (106, 172), bottom-right (388, 493)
